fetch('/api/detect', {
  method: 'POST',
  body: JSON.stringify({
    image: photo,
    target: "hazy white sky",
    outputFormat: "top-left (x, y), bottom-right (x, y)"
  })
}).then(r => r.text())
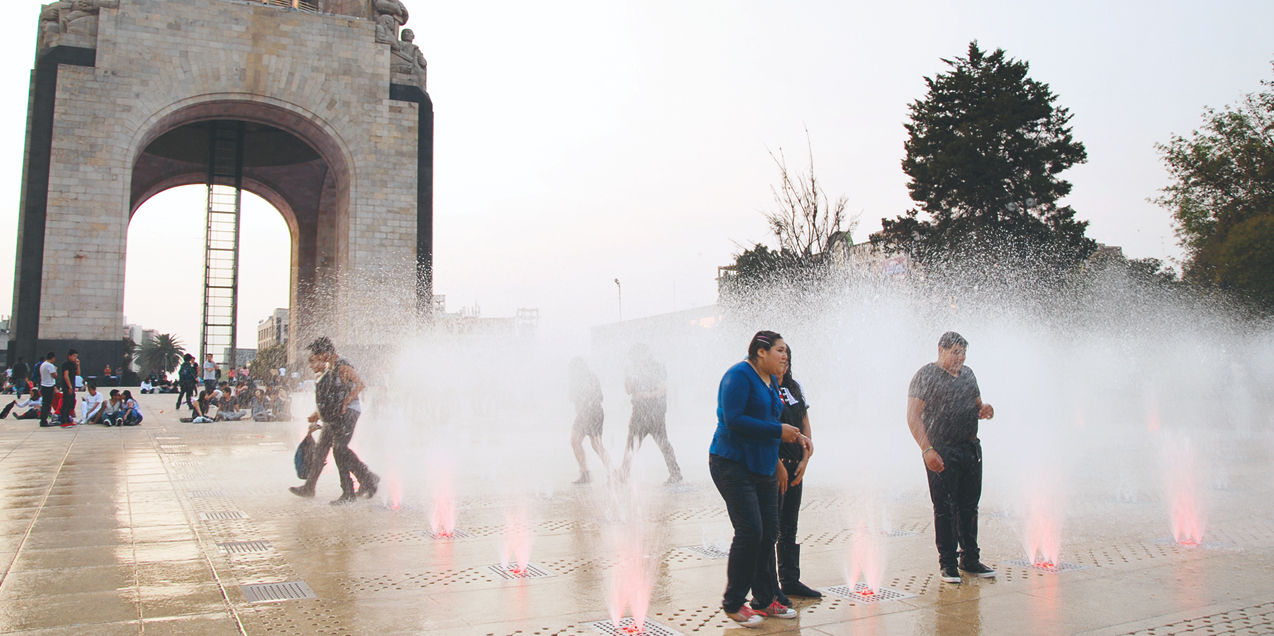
top-left (1, 0), bottom-right (1271, 345)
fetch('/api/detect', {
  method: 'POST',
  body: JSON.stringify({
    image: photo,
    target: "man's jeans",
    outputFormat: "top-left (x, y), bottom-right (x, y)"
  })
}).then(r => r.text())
top-left (304, 410), bottom-right (374, 497)
top-left (926, 439), bottom-right (983, 569)
top-left (710, 454), bottom-right (779, 613)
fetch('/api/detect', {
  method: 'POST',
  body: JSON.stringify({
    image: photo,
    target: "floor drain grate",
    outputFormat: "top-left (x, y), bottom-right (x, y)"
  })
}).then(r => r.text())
top-left (585, 617), bottom-right (682, 636)
top-left (200, 511), bottom-right (248, 521)
top-left (486, 563), bottom-right (554, 580)
top-left (374, 502), bottom-right (418, 512)
top-left (1004, 559), bottom-right (1088, 573)
top-left (825, 582), bottom-right (916, 603)
top-left (171, 461), bottom-right (202, 467)
top-left (683, 545), bottom-right (729, 559)
top-left (241, 581), bottom-right (317, 603)
top-left (175, 474), bottom-right (212, 480)
top-left (421, 529), bottom-right (471, 540)
top-left (218, 540), bottom-right (273, 555)
top-left (188, 490), bottom-right (225, 498)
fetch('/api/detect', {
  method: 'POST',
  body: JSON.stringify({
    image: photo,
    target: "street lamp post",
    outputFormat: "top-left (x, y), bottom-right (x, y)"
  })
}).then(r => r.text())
top-left (614, 278), bottom-right (622, 322)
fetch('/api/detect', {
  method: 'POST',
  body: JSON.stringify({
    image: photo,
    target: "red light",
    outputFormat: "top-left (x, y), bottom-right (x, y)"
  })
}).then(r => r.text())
top-left (509, 567), bottom-right (525, 575)
top-left (438, 532), bottom-right (452, 538)
top-left (860, 588), bottom-right (875, 595)
top-left (1179, 540), bottom-right (1198, 547)
top-left (621, 624), bottom-right (645, 634)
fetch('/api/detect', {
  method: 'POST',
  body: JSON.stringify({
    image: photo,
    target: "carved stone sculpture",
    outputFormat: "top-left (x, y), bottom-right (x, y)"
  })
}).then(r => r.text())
top-left (391, 28), bottom-right (427, 77)
top-left (373, 0), bottom-right (409, 44)
top-left (39, 0), bottom-right (118, 47)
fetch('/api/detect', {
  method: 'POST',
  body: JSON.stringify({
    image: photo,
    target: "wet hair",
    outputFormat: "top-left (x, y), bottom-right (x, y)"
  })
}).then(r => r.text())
top-left (308, 336), bottom-right (336, 356)
top-left (747, 331), bottom-right (783, 360)
top-left (938, 331), bottom-right (968, 350)
top-left (781, 346), bottom-right (794, 385)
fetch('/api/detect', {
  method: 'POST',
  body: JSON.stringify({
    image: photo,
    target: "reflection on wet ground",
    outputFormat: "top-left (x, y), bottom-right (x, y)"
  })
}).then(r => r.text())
top-left (0, 395), bottom-right (1270, 635)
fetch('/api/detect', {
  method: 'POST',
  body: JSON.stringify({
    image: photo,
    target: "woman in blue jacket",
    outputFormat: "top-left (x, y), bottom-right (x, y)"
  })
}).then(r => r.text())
top-left (710, 331), bottom-right (813, 628)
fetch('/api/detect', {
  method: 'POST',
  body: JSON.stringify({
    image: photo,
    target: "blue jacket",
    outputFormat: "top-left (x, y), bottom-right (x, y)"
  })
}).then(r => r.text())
top-left (709, 360), bottom-right (784, 475)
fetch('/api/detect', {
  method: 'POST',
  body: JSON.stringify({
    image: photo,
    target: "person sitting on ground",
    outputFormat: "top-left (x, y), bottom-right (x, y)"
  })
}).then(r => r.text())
top-left (101, 390), bottom-right (124, 426)
top-left (251, 388), bottom-right (274, 422)
top-left (191, 389), bottom-right (217, 423)
top-left (273, 387), bottom-right (292, 421)
top-left (120, 390), bottom-right (143, 426)
top-left (79, 382), bottom-right (106, 425)
top-left (0, 388), bottom-right (42, 420)
top-left (139, 378), bottom-right (154, 394)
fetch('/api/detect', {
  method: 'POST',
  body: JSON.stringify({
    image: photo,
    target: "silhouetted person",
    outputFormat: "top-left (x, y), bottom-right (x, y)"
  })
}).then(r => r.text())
top-left (568, 357), bottom-right (612, 484)
top-left (620, 344), bottom-right (682, 483)
top-left (58, 350), bottom-right (80, 428)
top-left (289, 337), bottom-right (379, 505)
top-left (9, 357), bottom-right (29, 396)
top-left (773, 347), bottom-right (821, 603)
top-left (908, 332), bottom-right (997, 584)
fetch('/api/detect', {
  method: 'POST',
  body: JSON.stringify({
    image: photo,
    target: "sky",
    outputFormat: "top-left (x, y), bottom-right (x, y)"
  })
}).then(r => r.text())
top-left (0, 0), bottom-right (1271, 346)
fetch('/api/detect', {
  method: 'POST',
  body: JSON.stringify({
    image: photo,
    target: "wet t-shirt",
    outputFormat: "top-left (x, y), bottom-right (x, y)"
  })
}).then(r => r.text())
top-left (908, 363), bottom-right (980, 446)
top-left (626, 358), bottom-right (667, 416)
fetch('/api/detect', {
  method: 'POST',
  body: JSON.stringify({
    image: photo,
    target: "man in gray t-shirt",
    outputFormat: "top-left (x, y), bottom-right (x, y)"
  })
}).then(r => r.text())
top-left (202, 354), bottom-right (218, 392)
top-left (906, 332), bottom-right (996, 584)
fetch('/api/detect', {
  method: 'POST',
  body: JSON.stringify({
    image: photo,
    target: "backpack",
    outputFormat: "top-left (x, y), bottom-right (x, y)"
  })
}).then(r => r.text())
top-left (179, 362), bottom-right (195, 384)
top-left (294, 433), bottom-right (316, 479)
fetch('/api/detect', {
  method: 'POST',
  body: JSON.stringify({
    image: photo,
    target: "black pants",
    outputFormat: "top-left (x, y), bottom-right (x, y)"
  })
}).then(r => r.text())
top-left (304, 410), bottom-right (374, 497)
top-left (176, 383), bottom-right (196, 409)
top-left (38, 387), bottom-right (55, 425)
top-left (710, 454), bottom-right (779, 613)
top-left (59, 383), bottom-right (76, 423)
top-left (777, 457), bottom-right (804, 585)
top-left (626, 412), bottom-right (682, 479)
top-left (926, 439), bottom-right (982, 569)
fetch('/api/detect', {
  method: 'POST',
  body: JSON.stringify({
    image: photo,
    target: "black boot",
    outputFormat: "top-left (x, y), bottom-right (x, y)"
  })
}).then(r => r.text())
top-left (778, 544), bottom-right (822, 598)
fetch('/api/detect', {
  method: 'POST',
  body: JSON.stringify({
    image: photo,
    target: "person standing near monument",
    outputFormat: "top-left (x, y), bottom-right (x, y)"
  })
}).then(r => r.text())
top-left (907, 331), bottom-right (997, 584)
top-left (37, 352), bottom-right (57, 427)
top-left (59, 350), bottom-right (80, 428)
top-left (202, 353), bottom-right (218, 393)
top-left (10, 357), bottom-right (29, 396)
top-left (289, 338), bottom-right (379, 505)
top-left (619, 344), bottom-right (682, 484)
top-left (176, 354), bottom-right (198, 410)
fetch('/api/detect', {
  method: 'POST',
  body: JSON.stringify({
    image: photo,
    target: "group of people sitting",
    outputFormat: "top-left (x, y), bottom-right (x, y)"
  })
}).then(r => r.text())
top-left (182, 380), bottom-right (292, 424)
top-left (0, 382), bottom-right (143, 426)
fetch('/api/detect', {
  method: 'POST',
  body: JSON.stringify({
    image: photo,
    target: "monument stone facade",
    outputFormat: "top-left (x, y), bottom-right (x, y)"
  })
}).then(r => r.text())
top-left (10, 0), bottom-right (434, 369)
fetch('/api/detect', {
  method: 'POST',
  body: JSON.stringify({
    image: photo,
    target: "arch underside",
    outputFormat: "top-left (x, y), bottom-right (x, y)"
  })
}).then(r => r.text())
top-left (129, 103), bottom-right (352, 364)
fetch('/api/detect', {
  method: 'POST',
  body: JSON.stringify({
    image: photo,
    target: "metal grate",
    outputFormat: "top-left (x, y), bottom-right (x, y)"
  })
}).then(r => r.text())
top-left (188, 490), bottom-right (226, 498)
top-left (159, 445), bottom-right (189, 452)
top-left (1004, 559), bottom-right (1089, 574)
top-left (825, 582), bottom-right (916, 603)
top-left (241, 581), bottom-right (317, 603)
top-left (586, 617), bottom-right (682, 636)
top-left (682, 545), bottom-right (729, 559)
top-left (421, 529), bottom-right (471, 540)
top-left (175, 474), bottom-right (213, 480)
top-left (374, 502), bottom-right (417, 512)
top-left (171, 461), bottom-right (203, 467)
top-left (218, 540), bottom-right (273, 555)
top-left (486, 563), bottom-right (554, 580)
top-left (200, 511), bottom-right (248, 521)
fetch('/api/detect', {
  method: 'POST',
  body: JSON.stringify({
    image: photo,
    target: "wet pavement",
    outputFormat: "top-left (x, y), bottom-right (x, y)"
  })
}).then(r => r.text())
top-left (0, 394), bottom-right (1271, 635)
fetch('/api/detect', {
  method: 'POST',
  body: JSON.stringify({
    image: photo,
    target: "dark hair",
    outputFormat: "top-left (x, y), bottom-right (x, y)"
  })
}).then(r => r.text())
top-left (109, 390), bottom-right (120, 397)
top-left (938, 331), bottom-right (968, 350)
top-left (86, 381), bottom-right (96, 390)
top-left (30, 387), bottom-right (41, 398)
top-left (16, 357), bottom-right (22, 361)
top-left (122, 390), bottom-right (133, 400)
top-left (747, 331), bottom-right (783, 360)
top-left (307, 336), bottom-right (336, 356)
top-left (781, 345), bottom-right (794, 385)
top-left (46, 351), bottom-right (56, 360)
top-left (67, 349), bottom-right (77, 357)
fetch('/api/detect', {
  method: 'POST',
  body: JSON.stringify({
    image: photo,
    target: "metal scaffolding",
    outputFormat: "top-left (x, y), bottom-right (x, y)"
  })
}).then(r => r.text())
top-left (201, 121), bottom-right (245, 368)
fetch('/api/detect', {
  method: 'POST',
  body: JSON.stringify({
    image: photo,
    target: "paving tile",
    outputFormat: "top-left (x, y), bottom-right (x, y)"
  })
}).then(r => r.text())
top-left (0, 590), bottom-right (140, 631)
top-left (140, 612), bottom-right (241, 636)
top-left (0, 564), bottom-right (136, 600)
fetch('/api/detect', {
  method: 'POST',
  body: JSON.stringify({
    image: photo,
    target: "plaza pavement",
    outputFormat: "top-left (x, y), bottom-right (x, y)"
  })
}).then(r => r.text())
top-left (0, 394), bottom-right (1269, 635)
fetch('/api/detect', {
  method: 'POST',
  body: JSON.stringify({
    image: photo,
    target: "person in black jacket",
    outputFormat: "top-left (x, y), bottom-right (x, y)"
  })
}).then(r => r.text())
top-left (289, 337), bottom-right (379, 505)
top-left (774, 348), bottom-right (821, 603)
top-left (176, 354), bottom-right (198, 410)
top-left (9, 357), bottom-right (29, 396)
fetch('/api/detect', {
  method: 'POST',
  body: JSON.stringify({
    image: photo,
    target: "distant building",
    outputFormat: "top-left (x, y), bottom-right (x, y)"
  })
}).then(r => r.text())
top-left (257, 308), bottom-right (290, 350)
top-left (432, 296), bottom-right (538, 339)
top-left (224, 348), bottom-right (257, 368)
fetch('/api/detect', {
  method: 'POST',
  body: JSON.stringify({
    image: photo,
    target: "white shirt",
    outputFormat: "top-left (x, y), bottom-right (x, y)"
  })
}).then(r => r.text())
top-left (38, 361), bottom-right (57, 387)
top-left (203, 360), bottom-right (217, 380)
top-left (82, 391), bottom-right (105, 416)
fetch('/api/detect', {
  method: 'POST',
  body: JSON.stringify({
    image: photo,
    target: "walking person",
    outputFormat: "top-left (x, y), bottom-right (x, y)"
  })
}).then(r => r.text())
top-left (202, 354), bottom-right (218, 393)
top-left (711, 331), bottom-right (812, 628)
top-left (9, 357), bottom-right (29, 396)
top-left (619, 344), bottom-right (682, 484)
top-left (568, 357), bottom-right (612, 484)
top-left (288, 338), bottom-right (379, 505)
top-left (37, 352), bottom-right (57, 427)
top-left (59, 350), bottom-right (80, 428)
top-left (175, 354), bottom-right (198, 410)
top-left (773, 348), bottom-right (821, 603)
top-left (908, 331), bottom-right (997, 584)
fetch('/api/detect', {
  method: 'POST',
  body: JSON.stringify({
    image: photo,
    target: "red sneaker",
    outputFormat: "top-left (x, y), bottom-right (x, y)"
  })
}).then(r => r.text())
top-left (723, 605), bottom-right (763, 628)
top-left (752, 601), bottom-right (797, 619)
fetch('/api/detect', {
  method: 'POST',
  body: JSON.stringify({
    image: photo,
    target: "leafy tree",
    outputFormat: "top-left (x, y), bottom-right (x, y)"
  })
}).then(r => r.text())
top-left (873, 42), bottom-right (1095, 279)
top-left (121, 337), bottom-right (136, 371)
top-left (1155, 66), bottom-right (1274, 305)
top-left (249, 344), bottom-right (288, 380)
top-left (136, 333), bottom-right (185, 376)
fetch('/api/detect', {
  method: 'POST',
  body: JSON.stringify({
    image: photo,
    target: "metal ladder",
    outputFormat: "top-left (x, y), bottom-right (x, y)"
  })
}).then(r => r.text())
top-left (201, 121), bottom-right (245, 369)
